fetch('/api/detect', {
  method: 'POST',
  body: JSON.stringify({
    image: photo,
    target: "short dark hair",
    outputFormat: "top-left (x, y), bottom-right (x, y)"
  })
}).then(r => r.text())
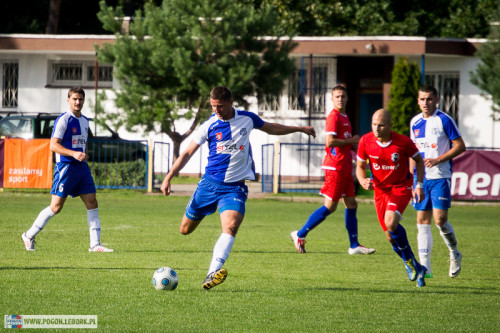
top-left (68, 86), bottom-right (85, 98)
top-left (332, 84), bottom-right (347, 93)
top-left (419, 85), bottom-right (438, 97)
top-left (210, 86), bottom-right (232, 101)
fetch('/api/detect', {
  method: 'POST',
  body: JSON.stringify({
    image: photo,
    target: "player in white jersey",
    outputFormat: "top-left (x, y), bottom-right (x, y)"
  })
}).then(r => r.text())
top-left (161, 86), bottom-right (316, 290)
top-left (21, 87), bottom-right (113, 253)
top-left (409, 85), bottom-right (465, 278)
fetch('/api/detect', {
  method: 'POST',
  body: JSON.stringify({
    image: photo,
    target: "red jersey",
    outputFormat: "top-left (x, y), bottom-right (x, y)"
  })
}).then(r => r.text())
top-left (321, 109), bottom-right (353, 173)
top-left (357, 131), bottom-right (419, 192)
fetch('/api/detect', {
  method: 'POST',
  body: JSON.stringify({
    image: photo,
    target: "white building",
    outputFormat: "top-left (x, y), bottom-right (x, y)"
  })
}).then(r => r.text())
top-left (1, 34), bottom-right (498, 178)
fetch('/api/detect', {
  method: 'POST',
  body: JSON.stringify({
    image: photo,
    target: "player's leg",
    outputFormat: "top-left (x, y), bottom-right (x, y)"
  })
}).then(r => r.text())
top-left (22, 195), bottom-right (65, 251)
top-left (202, 180), bottom-right (247, 290)
top-left (431, 179), bottom-right (461, 277)
top-left (385, 189), bottom-right (426, 286)
top-left (22, 163), bottom-right (72, 251)
top-left (343, 195), bottom-right (375, 255)
top-left (417, 210), bottom-right (433, 278)
top-left (80, 192), bottom-right (112, 252)
top-left (207, 210), bottom-right (243, 276)
top-left (291, 170), bottom-right (339, 253)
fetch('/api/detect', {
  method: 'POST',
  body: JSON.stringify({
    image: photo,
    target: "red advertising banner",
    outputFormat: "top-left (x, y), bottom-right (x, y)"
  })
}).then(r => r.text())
top-left (3, 138), bottom-right (53, 188)
top-left (451, 150), bottom-right (500, 201)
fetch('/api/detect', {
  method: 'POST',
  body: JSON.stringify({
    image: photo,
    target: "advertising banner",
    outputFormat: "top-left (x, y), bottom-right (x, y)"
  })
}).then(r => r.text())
top-left (451, 150), bottom-right (500, 201)
top-left (0, 139), bottom-right (4, 188)
top-left (3, 138), bottom-right (52, 188)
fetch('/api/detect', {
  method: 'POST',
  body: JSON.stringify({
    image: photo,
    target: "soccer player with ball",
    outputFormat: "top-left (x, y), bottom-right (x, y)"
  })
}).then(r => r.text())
top-left (356, 109), bottom-right (427, 287)
top-left (161, 86), bottom-right (316, 290)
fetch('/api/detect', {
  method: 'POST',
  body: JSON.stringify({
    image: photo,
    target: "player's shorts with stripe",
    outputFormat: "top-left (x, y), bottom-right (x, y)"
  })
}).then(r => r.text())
top-left (374, 186), bottom-right (412, 231)
top-left (185, 175), bottom-right (249, 221)
top-left (51, 162), bottom-right (96, 198)
top-left (320, 169), bottom-right (355, 202)
top-left (412, 178), bottom-right (451, 211)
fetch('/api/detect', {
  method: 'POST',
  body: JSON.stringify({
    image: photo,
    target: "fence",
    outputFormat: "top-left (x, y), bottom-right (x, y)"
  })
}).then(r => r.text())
top-left (262, 143), bottom-right (500, 201)
top-left (0, 138), bottom-right (171, 191)
top-left (262, 143), bottom-right (325, 194)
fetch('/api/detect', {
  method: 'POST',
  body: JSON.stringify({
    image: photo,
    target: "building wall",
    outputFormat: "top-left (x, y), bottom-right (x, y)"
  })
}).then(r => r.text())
top-left (1, 50), bottom-right (498, 180)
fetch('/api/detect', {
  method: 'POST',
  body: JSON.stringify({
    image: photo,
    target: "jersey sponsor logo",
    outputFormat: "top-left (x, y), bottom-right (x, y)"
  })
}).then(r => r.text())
top-left (240, 128), bottom-right (247, 136)
top-left (372, 162), bottom-right (399, 171)
top-left (416, 141), bottom-right (437, 150)
top-left (216, 132), bottom-right (223, 140)
top-left (391, 153), bottom-right (400, 163)
top-left (216, 140), bottom-right (240, 154)
top-left (369, 155), bottom-right (379, 159)
top-left (72, 135), bottom-right (86, 148)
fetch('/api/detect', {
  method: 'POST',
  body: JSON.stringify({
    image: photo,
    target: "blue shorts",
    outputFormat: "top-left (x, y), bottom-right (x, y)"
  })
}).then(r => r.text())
top-left (51, 162), bottom-right (96, 198)
top-left (185, 175), bottom-right (248, 221)
top-left (412, 178), bottom-right (451, 211)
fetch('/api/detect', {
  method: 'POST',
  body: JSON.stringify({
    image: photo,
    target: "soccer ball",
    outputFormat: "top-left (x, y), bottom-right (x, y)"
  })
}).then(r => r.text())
top-left (152, 267), bottom-right (179, 291)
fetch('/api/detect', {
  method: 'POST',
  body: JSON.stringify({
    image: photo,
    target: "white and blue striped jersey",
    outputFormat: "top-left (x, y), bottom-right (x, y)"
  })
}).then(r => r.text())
top-left (410, 109), bottom-right (461, 179)
top-left (192, 109), bottom-right (264, 183)
top-left (52, 111), bottom-right (89, 163)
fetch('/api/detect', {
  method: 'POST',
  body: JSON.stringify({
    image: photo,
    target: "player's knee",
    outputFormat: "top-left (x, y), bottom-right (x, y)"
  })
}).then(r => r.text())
top-left (50, 204), bottom-right (63, 214)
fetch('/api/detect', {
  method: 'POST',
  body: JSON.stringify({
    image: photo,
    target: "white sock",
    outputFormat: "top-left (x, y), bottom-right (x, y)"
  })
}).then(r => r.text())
top-left (437, 221), bottom-right (459, 256)
top-left (208, 233), bottom-right (235, 275)
top-left (26, 206), bottom-right (55, 239)
top-left (417, 224), bottom-right (433, 274)
top-left (87, 208), bottom-right (101, 248)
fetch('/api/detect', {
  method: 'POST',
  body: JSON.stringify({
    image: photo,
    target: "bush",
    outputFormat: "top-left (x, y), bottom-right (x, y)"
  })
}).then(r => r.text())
top-left (90, 159), bottom-right (146, 188)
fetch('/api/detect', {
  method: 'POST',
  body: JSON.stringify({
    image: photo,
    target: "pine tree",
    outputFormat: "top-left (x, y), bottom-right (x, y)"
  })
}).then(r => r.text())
top-left (470, 7), bottom-right (500, 120)
top-left (95, 0), bottom-right (296, 160)
top-left (387, 57), bottom-right (421, 135)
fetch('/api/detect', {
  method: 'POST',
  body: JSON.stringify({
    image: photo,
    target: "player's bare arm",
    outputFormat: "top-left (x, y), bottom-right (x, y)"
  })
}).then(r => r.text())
top-left (260, 122), bottom-right (316, 138)
top-left (50, 137), bottom-right (87, 162)
top-left (161, 140), bottom-right (200, 196)
top-left (327, 134), bottom-right (360, 148)
top-left (356, 159), bottom-right (373, 190)
top-left (412, 153), bottom-right (425, 203)
top-left (424, 137), bottom-right (466, 168)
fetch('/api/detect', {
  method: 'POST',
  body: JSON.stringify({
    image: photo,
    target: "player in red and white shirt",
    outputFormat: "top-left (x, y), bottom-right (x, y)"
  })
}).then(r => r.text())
top-left (291, 85), bottom-right (375, 255)
top-left (356, 109), bottom-right (427, 287)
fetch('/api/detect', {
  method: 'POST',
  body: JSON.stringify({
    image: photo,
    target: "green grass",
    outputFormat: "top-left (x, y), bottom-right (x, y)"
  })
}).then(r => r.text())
top-left (1, 191), bottom-right (499, 332)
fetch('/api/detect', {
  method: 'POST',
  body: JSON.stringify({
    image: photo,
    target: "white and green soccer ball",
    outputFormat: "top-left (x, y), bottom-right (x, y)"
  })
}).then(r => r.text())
top-left (152, 267), bottom-right (179, 291)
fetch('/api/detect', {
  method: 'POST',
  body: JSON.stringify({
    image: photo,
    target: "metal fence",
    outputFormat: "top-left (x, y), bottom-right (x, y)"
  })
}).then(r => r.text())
top-left (88, 138), bottom-right (149, 189)
top-left (262, 143), bottom-right (325, 193)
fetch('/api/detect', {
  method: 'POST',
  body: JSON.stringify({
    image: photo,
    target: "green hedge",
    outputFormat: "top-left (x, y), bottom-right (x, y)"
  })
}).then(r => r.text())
top-left (89, 159), bottom-right (146, 188)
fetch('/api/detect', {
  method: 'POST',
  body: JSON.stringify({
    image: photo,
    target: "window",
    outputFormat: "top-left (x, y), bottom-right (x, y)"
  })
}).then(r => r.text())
top-left (259, 93), bottom-right (281, 112)
top-left (2, 61), bottom-right (19, 108)
top-left (287, 57), bottom-right (335, 114)
top-left (48, 61), bottom-right (113, 87)
top-left (425, 72), bottom-right (460, 124)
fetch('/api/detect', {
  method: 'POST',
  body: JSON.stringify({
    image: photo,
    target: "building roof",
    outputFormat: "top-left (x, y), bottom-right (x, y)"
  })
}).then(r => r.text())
top-left (0, 34), bottom-right (485, 56)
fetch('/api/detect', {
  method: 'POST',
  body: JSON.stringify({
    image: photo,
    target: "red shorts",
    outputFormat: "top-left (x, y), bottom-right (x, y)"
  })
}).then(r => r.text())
top-left (374, 186), bottom-right (412, 231)
top-left (320, 169), bottom-right (355, 202)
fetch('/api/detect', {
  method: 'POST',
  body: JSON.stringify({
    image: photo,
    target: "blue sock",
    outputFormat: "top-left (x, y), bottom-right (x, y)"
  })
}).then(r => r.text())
top-left (391, 242), bottom-right (404, 259)
top-left (345, 208), bottom-right (360, 248)
top-left (389, 224), bottom-right (414, 261)
top-left (297, 206), bottom-right (331, 238)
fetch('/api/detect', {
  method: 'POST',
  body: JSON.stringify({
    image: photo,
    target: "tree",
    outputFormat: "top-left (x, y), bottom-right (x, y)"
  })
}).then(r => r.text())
top-left (387, 58), bottom-right (421, 135)
top-left (95, 0), bottom-right (296, 160)
top-left (470, 7), bottom-right (500, 120)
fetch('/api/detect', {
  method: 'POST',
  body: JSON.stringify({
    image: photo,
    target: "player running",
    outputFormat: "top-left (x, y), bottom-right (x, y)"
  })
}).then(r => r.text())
top-left (410, 85), bottom-right (466, 278)
top-left (21, 87), bottom-right (113, 253)
top-left (356, 109), bottom-right (427, 287)
top-left (161, 86), bottom-right (316, 290)
top-left (291, 85), bottom-right (375, 255)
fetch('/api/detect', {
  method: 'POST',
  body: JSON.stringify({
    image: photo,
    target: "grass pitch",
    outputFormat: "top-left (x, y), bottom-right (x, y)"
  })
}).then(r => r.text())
top-left (1, 191), bottom-right (499, 332)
